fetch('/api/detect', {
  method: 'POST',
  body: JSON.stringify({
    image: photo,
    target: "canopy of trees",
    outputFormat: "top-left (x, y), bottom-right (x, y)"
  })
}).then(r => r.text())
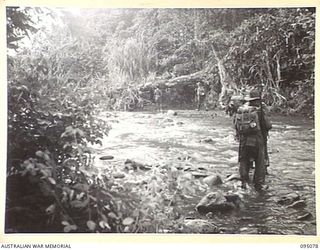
top-left (8, 7), bottom-right (315, 113)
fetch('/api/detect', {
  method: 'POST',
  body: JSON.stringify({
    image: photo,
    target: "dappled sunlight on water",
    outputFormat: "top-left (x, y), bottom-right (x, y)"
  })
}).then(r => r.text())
top-left (93, 110), bottom-right (316, 235)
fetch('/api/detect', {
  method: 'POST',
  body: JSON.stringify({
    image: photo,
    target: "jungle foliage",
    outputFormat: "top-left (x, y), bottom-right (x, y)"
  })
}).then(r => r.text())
top-left (6, 7), bottom-right (315, 233)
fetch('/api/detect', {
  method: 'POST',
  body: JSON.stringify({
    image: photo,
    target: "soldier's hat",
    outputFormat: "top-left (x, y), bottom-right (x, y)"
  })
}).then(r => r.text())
top-left (244, 89), bottom-right (261, 101)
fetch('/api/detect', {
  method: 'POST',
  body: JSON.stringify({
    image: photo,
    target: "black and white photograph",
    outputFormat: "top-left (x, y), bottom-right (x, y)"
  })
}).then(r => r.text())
top-left (4, 5), bottom-right (317, 237)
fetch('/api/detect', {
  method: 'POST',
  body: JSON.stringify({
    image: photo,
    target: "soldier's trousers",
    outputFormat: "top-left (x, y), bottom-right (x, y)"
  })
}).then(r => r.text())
top-left (239, 136), bottom-right (266, 189)
top-left (155, 97), bottom-right (163, 111)
top-left (197, 95), bottom-right (206, 110)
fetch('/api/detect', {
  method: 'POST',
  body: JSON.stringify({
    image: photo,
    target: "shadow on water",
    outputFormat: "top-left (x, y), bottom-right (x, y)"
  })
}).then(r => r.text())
top-left (95, 110), bottom-right (316, 235)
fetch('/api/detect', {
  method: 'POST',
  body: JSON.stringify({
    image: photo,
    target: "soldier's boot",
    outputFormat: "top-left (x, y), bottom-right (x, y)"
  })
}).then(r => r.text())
top-left (254, 183), bottom-right (269, 192)
top-left (241, 181), bottom-right (248, 190)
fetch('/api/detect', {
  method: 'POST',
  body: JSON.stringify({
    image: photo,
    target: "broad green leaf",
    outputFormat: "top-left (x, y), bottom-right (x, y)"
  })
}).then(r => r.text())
top-left (45, 204), bottom-right (55, 215)
top-left (99, 220), bottom-right (111, 230)
top-left (64, 225), bottom-right (77, 233)
top-left (48, 177), bottom-right (56, 185)
top-left (87, 220), bottom-right (96, 230)
top-left (122, 217), bottom-right (134, 226)
top-left (61, 221), bottom-right (70, 226)
top-left (108, 212), bottom-right (118, 219)
top-left (35, 150), bottom-right (43, 158)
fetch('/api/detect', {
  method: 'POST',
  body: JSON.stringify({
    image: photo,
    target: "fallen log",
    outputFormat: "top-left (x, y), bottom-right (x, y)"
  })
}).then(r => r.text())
top-left (142, 71), bottom-right (206, 89)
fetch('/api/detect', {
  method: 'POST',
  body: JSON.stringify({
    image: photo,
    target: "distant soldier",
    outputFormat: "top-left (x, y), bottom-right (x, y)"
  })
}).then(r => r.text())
top-left (154, 86), bottom-right (163, 112)
top-left (196, 82), bottom-right (207, 111)
top-left (234, 88), bottom-right (272, 191)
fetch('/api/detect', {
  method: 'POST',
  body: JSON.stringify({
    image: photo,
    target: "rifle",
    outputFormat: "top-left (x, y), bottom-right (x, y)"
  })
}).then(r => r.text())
top-left (257, 84), bottom-right (270, 167)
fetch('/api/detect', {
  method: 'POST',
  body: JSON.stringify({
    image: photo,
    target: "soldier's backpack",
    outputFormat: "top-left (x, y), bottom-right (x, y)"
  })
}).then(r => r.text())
top-left (235, 105), bottom-right (261, 134)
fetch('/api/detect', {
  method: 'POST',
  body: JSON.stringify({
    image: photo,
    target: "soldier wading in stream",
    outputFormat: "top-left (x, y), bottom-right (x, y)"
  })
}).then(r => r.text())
top-left (234, 88), bottom-right (272, 191)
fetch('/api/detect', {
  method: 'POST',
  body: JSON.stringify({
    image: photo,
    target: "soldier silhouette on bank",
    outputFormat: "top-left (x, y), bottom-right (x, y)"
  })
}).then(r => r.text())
top-left (154, 86), bottom-right (163, 112)
top-left (195, 82), bottom-right (207, 111)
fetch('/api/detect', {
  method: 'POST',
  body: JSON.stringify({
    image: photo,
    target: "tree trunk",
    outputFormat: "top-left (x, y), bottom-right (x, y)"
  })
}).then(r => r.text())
top-left (263, 49), bottom-right (275, 88)
top-left (275, 53), bottom-right (281, 89)
top-left (211, 44), bottom-right (237, 107)
top-left (193, 10), bottom-right (200, 41)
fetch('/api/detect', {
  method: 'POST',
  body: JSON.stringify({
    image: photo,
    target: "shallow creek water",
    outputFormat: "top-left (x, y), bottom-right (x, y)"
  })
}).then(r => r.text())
top-left (93, 110), bottom-right (316, 235)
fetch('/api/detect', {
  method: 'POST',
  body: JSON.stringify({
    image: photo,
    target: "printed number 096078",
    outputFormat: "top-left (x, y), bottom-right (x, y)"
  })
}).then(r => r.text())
top-left (300, 244), bottom-right (318, 248)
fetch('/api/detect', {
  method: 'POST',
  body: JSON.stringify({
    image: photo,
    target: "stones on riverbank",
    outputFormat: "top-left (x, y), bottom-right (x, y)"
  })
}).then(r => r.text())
top-left (99, 155), bottom-right (114, 160)
top-left (162, 118), bottom-right (174, 123)
top-left (160, 117), bottom-right (185, 128)
top-left (203, 174), bottom-right (223, 186)
top-left (176, 165), bottom-right (187, 170)
top-left (276, 192), bottom-right (312, 223)
top-left (182, 219), bottom-right (220, 233)
top-left (196, 191), bottom-right (241, 215)
top-left (225, 173), bottom-right (241, 182)
top-left (191, 172), bottom-right (209, 178)
top-left (108, 119), bottom-right (119, 123)
top-left (167, 110), bottom-right (178, 116)
top-left (124, 159), bottom-right (152, 171)
top-left (177, 155), bottom-right (192, 161)
top-left (287, 200), bottom-right (307, 209)
top-left (199, 138), bottom-right (215, 143)
top-left (160, 115), bottom-right (184, 128)
top-left (276, 193), bottom-right (300, 206)
top-left (113, 172), bottom-right (125, 179)
top-left (297, 212), bottom-right (313, 221)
